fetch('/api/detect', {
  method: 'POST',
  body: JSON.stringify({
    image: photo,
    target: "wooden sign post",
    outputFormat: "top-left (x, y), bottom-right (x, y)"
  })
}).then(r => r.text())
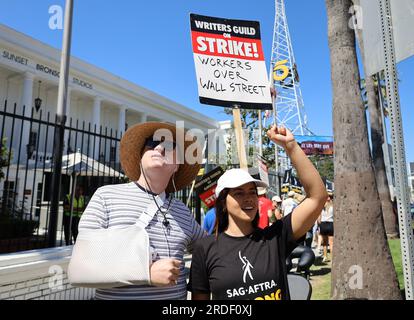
top-left (232, 106), bottom-right (248, 170)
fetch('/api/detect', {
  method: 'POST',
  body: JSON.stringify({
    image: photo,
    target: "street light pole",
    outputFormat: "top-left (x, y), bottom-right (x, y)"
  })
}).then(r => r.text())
top-left (48, 0), bottom-right (74, 247)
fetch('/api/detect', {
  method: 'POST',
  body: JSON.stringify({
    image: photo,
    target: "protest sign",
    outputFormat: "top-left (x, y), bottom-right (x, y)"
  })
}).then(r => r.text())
top-left (257, 154), bottom-right (269, 186)
top-left (194, 167), bottom-right (225, 208)
top-left (190, 13), bottom-right (272, 110)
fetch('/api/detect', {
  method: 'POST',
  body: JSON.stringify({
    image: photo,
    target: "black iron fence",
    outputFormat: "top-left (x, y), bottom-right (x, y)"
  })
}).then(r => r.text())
top-left (0, 100), bottom-right (200, 253)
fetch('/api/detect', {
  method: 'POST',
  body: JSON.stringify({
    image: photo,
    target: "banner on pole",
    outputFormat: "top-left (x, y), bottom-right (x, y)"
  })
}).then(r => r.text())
top-left (295, 135), bottom-right (334, 156)
top-left (190, 13), bottom-right (272, 110)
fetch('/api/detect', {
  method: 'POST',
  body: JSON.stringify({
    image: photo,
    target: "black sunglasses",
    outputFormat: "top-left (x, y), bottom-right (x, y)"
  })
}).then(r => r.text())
top-left (144, 137), bottom-right (177, 151)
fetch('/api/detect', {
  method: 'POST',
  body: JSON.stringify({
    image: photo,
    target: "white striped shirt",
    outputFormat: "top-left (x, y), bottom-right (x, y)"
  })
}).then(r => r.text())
top-left (78, 182), bottom-right (205, 300)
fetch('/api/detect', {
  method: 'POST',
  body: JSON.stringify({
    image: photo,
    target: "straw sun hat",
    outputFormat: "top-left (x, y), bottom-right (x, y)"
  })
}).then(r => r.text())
top-left (120, 122), bottom-right (202, 193)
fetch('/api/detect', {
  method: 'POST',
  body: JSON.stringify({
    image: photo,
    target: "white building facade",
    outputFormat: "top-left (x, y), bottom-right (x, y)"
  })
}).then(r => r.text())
top-left (0, 24), bottom-right (219, 158)
top-left (0, 24), bottom-right (220, 234)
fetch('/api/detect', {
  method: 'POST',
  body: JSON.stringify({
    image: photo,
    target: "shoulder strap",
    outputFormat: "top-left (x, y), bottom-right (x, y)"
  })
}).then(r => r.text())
top-left (135, 193), bottom-right (168, 229)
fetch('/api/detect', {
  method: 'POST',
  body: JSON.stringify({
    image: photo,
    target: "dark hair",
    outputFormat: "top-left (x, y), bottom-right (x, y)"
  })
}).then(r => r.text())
top-left (213, 188), bottom-right (259, 237)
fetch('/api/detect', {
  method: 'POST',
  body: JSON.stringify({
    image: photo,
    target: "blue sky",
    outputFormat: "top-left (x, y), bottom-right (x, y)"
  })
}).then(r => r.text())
top-left (0, 0), bottom-right (413, 163)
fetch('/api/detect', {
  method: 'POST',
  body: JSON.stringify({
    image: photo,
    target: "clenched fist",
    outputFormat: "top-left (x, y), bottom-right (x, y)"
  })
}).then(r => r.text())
top-left (149, 258), bottom-right (181, 287)
top-left (266, 125), bottom-right (296, 151)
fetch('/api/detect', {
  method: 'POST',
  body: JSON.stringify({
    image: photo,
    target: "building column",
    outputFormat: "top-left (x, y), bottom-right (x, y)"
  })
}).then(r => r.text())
top-left (118, 105), bottom-right (127, 138)
top-left (21, 72), bottom-right (34, 114)
top-left (141, 112), bottom-right (148, 123)
top-left (92, 96), bottom-right (102, 129)
top-left (20, 72), bottom-right (34, 163)
top-left (115, 105), bottom-right (127, 165)
top-left (92, 96), bottom-right (102, 159)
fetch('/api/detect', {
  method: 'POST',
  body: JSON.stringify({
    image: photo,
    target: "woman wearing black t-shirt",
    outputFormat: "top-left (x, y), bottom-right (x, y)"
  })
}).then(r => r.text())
top-left (188, 126), bottom-right (327, 300)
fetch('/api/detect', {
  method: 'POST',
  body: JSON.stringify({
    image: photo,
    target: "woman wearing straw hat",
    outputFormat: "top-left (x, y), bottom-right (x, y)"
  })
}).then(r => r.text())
top-left (188, 126), bottom-right (327, 300)
top-left (77, 122), bottom-right (205, 300)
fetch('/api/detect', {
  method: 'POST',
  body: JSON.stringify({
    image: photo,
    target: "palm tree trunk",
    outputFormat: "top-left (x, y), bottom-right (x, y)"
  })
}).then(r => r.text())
top-left (354, 20), bottom-right (399, 239)
top-left (325, 0), bottom-right (401, 299)
top-left (365, 75), bottom-right (399, 238)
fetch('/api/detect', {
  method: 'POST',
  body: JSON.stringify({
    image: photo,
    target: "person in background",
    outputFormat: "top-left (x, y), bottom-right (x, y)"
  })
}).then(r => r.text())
top-left (317, 195), bottom-right (334, 262)
top-left (63, 185), bottom-right (85, 245)
top-left (311, 220), bottom-right (319, 249)
top-left (203, 207), bottom-right (216, 235)
top-left (281, 190), bottom-right (298, 216)
top-left (270, 195), bottom-right (283, 224)
top-left (257, 187), bottom-right (272, 229)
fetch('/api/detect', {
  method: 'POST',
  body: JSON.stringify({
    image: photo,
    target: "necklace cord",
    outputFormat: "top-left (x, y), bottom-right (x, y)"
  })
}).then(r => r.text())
top-left (139, 164), bottom-right (173, 258)
top-left (140, 164), bottom-right (172, 226)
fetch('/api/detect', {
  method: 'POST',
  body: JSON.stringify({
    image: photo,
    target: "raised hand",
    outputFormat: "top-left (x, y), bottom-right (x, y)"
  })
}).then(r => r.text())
top-left (266, 125), bottom-right (296, 151)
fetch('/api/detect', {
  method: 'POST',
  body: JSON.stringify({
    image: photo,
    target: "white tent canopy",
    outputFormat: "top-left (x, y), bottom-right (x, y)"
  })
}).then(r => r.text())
top-left (38, 152), bottom-right (124, 243)
top-left (41, 152), bottom-right (124, 178)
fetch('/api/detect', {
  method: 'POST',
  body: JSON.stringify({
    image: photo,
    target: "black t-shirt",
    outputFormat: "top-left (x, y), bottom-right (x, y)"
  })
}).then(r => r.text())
top-left (188, 214), bottom-right (302, 300)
